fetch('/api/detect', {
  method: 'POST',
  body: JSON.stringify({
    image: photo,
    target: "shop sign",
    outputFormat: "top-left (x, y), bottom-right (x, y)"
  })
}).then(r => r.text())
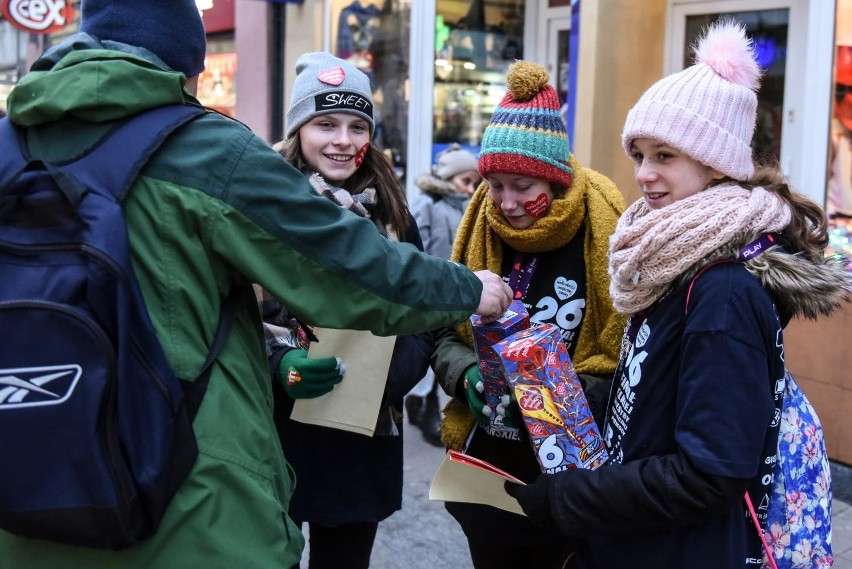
top-left (201, 0), bottom-right (234, 33)
top-left (1, 0), bottom-right (74, 34)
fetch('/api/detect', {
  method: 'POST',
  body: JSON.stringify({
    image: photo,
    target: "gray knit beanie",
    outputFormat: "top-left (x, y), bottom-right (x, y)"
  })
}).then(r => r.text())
top-left (80, 0), bottom-right (206, 77)
top-left (286, 52), bottom-right (375, 139)
top-left (435, 144), bottom-right (479, 180)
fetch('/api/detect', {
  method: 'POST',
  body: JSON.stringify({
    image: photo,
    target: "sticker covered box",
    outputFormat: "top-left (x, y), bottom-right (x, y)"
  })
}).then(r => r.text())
top-left (470, 300), bottom-right (530, 420)
top-left (494, 323), bottom-right (608, 473)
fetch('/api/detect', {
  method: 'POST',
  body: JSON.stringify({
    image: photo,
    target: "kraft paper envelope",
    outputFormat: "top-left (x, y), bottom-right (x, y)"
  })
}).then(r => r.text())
top-left (291, 328), bottom-right (396, 436)
top-left (429, 451), bottom-right (527, 516)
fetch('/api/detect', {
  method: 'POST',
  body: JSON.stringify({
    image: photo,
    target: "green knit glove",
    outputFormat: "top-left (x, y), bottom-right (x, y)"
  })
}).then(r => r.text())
top-left (279, 349), bottom-right (345, 399)
top-left (494, 392), bottom-right (520, 430)
top-left (464, 366), bottom-right (520, 429)
top-left (463, 366), bottom-right (492, 425)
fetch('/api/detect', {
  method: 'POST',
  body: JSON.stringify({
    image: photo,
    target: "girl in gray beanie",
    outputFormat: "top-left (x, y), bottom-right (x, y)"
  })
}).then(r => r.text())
top-left (258, 51), bottom-right (433, 569)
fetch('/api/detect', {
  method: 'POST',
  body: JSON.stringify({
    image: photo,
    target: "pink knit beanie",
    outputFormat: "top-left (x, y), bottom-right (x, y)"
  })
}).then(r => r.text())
top-left (621, 20), bottom-right (762, 181)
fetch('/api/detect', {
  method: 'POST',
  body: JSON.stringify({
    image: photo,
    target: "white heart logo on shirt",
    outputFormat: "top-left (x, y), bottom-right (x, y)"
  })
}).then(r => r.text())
top-left (554, 277), bottom-right (577, 300)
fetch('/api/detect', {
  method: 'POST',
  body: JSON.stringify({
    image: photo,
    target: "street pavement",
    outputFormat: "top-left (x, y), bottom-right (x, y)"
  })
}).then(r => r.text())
top-left (297, 392), bottom-right (473, 568)
top-left (831, 462), bottom-right (852, 568)
top-left (370, 416), bottom-right (474, 568)
top-left (295, 396), bottom-right (852, 568)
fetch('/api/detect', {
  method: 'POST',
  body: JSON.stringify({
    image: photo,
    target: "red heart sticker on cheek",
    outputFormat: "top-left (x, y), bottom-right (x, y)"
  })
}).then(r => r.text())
top-left (355, 143), bottom-right (369, 169)
top-left (524, 193), bottom-right (549, 218)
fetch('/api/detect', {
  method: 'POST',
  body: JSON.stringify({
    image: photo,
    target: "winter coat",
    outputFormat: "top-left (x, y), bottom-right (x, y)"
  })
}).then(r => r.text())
top-left (547, 234), bottom-right (851, 568)
top-left (412, 173), bottom-right (470, 260)
top-left (0, 34), bottom-right (481, 569)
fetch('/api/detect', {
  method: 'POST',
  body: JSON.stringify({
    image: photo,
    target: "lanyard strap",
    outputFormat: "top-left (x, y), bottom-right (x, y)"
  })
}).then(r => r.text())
top-left (737, 233), bottom-right (781, 261)
top-left (507, 253), bottom-right (539, 298)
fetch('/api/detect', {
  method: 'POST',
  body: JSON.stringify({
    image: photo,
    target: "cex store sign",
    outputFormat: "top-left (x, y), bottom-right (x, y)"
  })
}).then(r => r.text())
top-left (2, 0), bottom-right (74, 34)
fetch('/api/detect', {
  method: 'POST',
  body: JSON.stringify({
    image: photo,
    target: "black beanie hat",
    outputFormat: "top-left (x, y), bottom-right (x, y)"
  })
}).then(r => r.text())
top-left (80, 0), bottom-right (207, 77)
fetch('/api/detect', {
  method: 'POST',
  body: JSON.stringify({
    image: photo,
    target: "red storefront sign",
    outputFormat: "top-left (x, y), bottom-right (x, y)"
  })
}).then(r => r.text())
top-left (201, 0), bottom-right (234, 34)
top-left (1, 0), bottom-right (74, 34)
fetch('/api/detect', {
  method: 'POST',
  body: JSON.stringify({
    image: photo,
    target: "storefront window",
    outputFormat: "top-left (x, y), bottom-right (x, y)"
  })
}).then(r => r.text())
top-left (329, 0), bottom-right (410, 178)
top-left (827, 1), bottom-right (852, 266)
top-left (0, 19), bottom-right (27, 114)
top-left (433, 0), bottom-right (525, 162)
top-left (197, 35), bottom-right (236, 118)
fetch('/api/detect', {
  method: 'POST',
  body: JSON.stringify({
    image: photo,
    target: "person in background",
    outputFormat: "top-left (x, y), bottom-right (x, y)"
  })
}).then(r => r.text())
top-left (505, 20), bottom-right (850, 568)
top-left (407, 143), bottom-right (480, 446)
top-left (0, 2), bottom-right (512, 567)
top-left (432, 60), bottom-right (627, 569)
top-left (258, 52), bottom-right (435, 569)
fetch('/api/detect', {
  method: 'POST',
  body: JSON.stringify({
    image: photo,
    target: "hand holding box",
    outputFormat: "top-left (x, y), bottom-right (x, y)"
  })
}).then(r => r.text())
top-left (470, 300), bottom-right (530, 422)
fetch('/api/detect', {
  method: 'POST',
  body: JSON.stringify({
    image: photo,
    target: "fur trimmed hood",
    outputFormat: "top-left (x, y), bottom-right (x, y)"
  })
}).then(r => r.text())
top-left (678, 233), bottom-right (851, 325)
top-left (415, 173), bottom-right (458, 199)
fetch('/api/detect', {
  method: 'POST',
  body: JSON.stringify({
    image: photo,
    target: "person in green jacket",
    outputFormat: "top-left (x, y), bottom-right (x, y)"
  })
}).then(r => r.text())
top-left (0, 1), bottom-right (511, 568)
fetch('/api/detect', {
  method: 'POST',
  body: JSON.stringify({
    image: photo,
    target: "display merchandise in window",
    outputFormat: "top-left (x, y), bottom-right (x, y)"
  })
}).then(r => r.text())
top-left (332, 0), bottom-right (409, 180)
top-left (432, 0), bottom-right (525, 161)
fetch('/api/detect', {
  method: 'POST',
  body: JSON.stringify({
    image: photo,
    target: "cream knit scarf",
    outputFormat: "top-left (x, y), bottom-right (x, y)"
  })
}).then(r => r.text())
top-left (608, 183), bottom-right (792, 314)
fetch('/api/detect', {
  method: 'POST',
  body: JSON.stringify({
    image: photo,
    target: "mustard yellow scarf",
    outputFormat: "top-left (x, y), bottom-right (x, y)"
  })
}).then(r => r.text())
top-left (441, 156), bottom-right (628, 449)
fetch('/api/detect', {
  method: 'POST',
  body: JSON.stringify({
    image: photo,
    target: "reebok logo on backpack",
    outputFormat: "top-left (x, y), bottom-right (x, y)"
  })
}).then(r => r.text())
top-left (0, 105), bottom-right (239, 549)
top-left (0, 365), bottom-right (82, 407)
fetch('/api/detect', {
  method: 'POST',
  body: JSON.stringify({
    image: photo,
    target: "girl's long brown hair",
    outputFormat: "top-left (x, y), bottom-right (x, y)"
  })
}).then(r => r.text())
top-left (746, 164), bottom-right (828, 261)
top-left (278, 136), bottom-right (410, 237)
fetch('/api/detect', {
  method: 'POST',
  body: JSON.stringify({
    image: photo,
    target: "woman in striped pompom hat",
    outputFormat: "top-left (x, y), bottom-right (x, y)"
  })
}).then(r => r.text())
top-left (431, 59), bottom-right (628, 568)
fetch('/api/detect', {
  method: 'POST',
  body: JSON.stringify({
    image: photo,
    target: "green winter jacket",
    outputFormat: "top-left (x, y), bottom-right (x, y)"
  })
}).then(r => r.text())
top-left (0, 35), bottom-right (480, 569)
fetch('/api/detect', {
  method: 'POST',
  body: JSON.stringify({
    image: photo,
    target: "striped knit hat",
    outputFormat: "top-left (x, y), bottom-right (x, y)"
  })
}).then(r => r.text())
top-left (479, 61), bottom-right (573, 187)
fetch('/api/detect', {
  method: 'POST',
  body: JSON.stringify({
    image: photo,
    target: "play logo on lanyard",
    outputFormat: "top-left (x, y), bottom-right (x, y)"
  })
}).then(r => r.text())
top-left (313, 91), bottom-right (373, 120)
top-left (2, 0), bottom-right (74, 34)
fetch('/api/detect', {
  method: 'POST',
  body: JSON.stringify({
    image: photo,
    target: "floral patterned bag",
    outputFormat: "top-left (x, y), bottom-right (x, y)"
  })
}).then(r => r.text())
top-left (685, 255), bottom-right (833, 569)
top-left (745, 371), bottom-right (834, 569)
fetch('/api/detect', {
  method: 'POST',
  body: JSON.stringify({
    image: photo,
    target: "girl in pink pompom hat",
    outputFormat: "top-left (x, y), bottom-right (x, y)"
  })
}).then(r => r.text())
top-left (505, 19), bottom-right (850, 569)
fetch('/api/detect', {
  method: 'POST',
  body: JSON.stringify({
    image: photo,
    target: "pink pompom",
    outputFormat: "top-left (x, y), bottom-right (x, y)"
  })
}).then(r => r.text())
top-left (694, 19), bottom-right (761, 91)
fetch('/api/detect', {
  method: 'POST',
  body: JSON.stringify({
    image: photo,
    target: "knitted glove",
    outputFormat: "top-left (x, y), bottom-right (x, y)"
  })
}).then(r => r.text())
top-left (279, 349), bottom-right (345, 399)
top-left (504, 475), bottom-right (556, 529)
top-left (463, 366), bottom-right (492, 425)
top-left (494, 392), bottom-right (520, 430)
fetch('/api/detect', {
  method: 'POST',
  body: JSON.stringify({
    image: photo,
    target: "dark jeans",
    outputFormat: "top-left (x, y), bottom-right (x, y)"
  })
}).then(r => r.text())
top-left (305, 521), bottom-right (379, 569)
top-left (445, 501), bottom-right (574, 569)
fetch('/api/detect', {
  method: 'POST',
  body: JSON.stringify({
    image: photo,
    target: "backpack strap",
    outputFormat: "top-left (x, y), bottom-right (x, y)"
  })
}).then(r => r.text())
top-left (684, 260), bottom-right (735, 315)
top-left (61, 104), bottom-right (207, 202)
top-left (0, 105), bottom-right (206, 204)
top-left (745, 493), bottom-right (779, 569)
top-left (182, 284), bottom-right (248, 419)
top-left (0, 116), bottom-right (26, 183)
top-left (684, 233), bottom-right (784, 314)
